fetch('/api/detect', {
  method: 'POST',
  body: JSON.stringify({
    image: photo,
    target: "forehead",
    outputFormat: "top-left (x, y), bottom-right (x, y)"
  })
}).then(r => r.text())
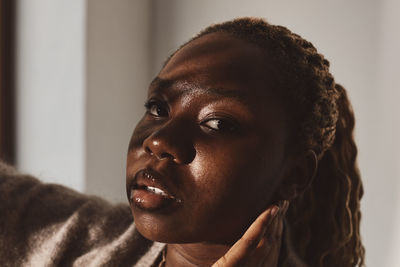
top-left (160, 33), bottom-right (269, 96)
top-left (156, 33), bottom-right (281, 106)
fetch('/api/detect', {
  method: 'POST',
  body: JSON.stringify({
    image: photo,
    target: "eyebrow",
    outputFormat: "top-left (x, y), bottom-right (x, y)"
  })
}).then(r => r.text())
top-left (149, 76), bottom-right (174, 91)
top-left (149, 76), bottom-right (246, 100)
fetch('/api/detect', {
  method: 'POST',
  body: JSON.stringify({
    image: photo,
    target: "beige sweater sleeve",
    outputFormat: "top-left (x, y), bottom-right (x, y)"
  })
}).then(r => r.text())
top-left (0, 161), bottom-right (165, 267)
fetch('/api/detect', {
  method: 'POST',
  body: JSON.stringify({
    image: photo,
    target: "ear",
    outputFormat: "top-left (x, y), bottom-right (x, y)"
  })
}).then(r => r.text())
top-left (275, 149), bottom-right (318, 201)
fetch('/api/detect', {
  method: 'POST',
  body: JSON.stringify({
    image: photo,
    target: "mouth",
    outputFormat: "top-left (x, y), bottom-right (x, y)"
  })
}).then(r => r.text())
top-left (129, 169), bottom-right (182, 211)
top-left (133, 184), bottom-right (172, 197)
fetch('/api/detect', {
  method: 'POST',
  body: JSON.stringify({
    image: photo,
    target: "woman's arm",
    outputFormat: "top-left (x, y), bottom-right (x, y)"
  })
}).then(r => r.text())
top-left (0, 161), bottom-right (159, 266)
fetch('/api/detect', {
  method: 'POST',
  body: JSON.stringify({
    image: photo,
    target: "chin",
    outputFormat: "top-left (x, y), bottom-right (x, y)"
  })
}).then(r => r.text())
top-left (132, 212), bottom-right (240, 246)
top-left (134, 220), bottom-right (197, 244)
top-left (130, 202), bottom-right (248, 245)
top-left (131, 208), bottom-right (193, 243)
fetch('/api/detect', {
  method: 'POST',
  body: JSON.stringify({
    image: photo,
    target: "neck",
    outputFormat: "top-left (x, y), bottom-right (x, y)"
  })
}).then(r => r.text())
top-left (165, 243), bottom-right (230, 267)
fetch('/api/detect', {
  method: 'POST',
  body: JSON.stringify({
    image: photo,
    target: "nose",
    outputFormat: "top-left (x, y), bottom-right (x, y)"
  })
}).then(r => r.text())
top-left (142, 120), bottom-right (195, 164)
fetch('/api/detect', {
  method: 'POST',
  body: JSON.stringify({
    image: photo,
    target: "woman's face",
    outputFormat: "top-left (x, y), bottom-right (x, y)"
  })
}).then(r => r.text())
top-left (126, 32), bottom-right (289, 244)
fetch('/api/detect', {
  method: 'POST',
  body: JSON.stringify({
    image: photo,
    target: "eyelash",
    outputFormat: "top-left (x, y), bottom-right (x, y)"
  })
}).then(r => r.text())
top-left (144, 99), bottom-right (169, 117)
top-left (201, 117), bottom-right (238, 133)
top-left (144, 99), bottom-right (238, 133)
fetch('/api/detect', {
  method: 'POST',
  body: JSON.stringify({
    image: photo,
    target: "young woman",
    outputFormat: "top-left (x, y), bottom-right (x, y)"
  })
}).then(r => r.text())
top-left (0, 17), bottom-right (364, 267)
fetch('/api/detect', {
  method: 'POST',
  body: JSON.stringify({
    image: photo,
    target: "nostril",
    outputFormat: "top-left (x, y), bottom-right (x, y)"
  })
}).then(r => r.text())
top-left (145, 146), bottom-right (152, 155)
top-left (160, 152), bottom-right (174, 160)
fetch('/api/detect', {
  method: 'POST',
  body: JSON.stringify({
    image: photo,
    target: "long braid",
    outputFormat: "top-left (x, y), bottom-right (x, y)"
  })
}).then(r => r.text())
top-left (172, 18), bottom-right (365, 266)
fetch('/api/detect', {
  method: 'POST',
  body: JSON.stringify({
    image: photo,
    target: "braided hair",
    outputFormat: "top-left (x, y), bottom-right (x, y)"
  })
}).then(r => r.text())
top-left (165, 17), bottom-right (364, 266)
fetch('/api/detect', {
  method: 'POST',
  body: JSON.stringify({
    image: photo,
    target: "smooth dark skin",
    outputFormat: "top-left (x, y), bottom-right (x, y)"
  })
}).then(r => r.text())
top-left (126, 32), bottom-right (317, 266)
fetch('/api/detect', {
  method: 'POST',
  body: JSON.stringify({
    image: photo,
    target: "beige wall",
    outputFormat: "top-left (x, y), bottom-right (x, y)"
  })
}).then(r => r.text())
top-left (376, 0), bottom-right (400, 265)
top-left (85, 0), bottom-right (151, 202)
top-left (16, 0), bottom-right (151, 202)
top-left (16, 0), bottom-right (87, 190)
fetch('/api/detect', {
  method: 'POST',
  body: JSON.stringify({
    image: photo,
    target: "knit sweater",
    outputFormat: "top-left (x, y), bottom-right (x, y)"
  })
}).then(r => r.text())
top-left (0, 161), bottom-right (165, 267)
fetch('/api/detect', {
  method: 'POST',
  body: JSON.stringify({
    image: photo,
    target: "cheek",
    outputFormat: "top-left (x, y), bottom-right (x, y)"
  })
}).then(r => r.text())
top-left (126, 119), bottom-right (153, 179)
top-left (190, 137), bottom-right (280, 217)
top-left (127, 117), bottom-right (160, 163)
top-left (183, 140), bottom-right (283, 243)
top-left (128, 117), bottom-right (151, 149)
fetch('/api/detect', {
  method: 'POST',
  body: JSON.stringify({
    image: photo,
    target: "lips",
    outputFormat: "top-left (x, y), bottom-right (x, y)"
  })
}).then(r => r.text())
top-left (129, 168), bottom-right (182, 211)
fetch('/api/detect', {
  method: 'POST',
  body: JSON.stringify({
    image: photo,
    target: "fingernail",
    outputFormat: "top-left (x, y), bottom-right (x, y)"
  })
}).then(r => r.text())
top-left (271, 205), bottom-right (279, 217)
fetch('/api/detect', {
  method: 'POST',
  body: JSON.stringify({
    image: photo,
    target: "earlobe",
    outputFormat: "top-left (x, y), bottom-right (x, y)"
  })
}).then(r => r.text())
top-left (274, 149), bottom-right (318, 201)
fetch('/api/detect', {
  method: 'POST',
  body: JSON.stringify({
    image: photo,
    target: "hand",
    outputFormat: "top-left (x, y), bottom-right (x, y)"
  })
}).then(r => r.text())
top-left (212, 200), bottom-right (289, 267)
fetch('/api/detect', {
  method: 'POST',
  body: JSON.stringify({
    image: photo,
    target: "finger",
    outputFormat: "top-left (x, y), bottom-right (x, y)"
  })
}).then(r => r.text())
top-left (264, 209), bottom-right (284, 256)
top-left (263, 200), bottom-right (288, 254)
top-left (251, 200), bottom-right (289, 266)
top-left (212, 205), bottom-right (279, 267)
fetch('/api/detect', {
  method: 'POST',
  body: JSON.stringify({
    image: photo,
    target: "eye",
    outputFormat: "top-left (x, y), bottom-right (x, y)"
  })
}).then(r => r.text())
top-left (201, 118), bottom-right (238, 133)
top-left (144, 99), bottom-right (169, 117)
